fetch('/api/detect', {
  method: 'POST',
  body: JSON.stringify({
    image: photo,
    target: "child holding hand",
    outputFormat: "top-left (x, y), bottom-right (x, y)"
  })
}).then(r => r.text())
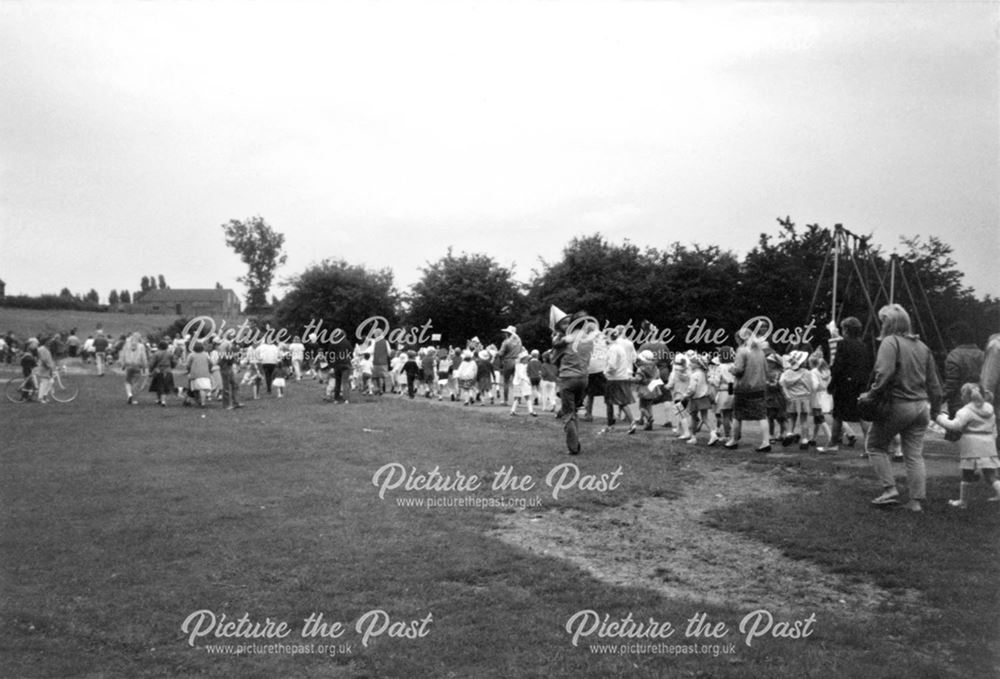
top-left (935, 383), bottom-right (1000, 508)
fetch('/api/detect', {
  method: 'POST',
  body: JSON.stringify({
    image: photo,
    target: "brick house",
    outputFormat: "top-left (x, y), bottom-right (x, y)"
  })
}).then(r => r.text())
top-left (133, 288), bottom-right (241, 316)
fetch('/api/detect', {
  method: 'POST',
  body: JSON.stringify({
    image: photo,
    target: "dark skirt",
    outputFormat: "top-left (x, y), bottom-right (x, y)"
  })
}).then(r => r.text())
top-left (586, 372), bottom-right (607, 397)
top-left (149, 371), bottom-right (175, 394)
top-left (604, 380), bottom-right (635, 406)
top-left (734, 390), bottom-right (767, 421)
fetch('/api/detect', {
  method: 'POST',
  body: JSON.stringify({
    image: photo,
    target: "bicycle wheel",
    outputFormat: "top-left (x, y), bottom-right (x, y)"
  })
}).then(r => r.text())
top-left (5, 376), bottom-right (34, 403)
top-left (50, 375), bottom-right (79, 403)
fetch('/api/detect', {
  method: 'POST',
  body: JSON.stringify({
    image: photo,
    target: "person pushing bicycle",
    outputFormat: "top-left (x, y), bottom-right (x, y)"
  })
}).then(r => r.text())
top-left (35, 337), bottom-right (58, 403)
top-left (19, 339), bottom-right (39, 400)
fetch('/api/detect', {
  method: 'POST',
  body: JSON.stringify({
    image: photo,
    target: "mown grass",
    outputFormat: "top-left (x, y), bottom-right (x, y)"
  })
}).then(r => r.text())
top-left (1, 373), bottom-right (996, 678)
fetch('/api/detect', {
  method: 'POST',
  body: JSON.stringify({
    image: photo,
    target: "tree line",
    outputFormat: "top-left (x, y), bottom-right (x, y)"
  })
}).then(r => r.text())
top-left (1, 275), bottom-right (172, 311)
top-left (264, 217), bottom-right (999, 359)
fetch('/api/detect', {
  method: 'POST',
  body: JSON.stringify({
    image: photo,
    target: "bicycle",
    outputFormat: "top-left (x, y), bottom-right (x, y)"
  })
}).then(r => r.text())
top-left (5, 366), bottom-right (79, 403)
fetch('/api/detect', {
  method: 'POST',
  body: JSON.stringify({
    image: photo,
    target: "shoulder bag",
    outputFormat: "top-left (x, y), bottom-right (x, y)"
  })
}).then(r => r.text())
top-left (857, 337), bottom-right (899, 423)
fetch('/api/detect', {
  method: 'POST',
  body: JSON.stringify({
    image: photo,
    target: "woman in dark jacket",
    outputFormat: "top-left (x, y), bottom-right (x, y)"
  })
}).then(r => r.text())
top-left (148, 341), bottom-right (176, 407)
top-left (865, 304), bottom-right (943, 512)
top-left (942, 321), bottom-right (984, 418)
top-left (824, 317), bottom-right (874, 452)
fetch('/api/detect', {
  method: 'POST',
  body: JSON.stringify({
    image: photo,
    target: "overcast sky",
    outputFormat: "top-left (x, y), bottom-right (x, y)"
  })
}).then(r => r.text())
top-left (1, 1), bottom-right (998, 306)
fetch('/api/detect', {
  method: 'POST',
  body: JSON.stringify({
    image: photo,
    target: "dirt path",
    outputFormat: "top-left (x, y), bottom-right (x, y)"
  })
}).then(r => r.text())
top-left (489, 455), bottom-right (924, 617)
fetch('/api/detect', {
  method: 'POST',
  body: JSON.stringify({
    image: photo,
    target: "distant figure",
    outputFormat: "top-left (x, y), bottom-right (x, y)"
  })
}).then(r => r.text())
top-left (148, 340), bottom-right (176, 407)
top-left (498, 326), bottom-right (523, 405)
top-left (93, 330), bottom-right (110, 376)
top-left (120, 332), bottom-right (148, 405)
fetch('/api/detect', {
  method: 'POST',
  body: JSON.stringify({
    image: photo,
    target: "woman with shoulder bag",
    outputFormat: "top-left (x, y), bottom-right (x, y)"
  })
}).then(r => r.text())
top-left (865, 304), bottom-right (944, 511)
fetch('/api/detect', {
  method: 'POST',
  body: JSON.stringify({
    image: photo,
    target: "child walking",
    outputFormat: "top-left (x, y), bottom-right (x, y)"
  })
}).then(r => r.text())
top-left (665, 354), bottom-right (691, 439)
top-left (935, 383), bottom-right (1000, 508)
top-left (184, 341), bottom-right (213, 407)
top-left (708, 351), bottom-right (735, 446)
top-left (436, 348), bottom-right (454, 402)
top-left (242, 358), bottom-right (264, 400)
top-left (539, 351), bottom-right (559, 413)
top-left (765, 347), bottom-right (790, 444)
top-left (779, 350), bottom-right (815, 450)
top-left (633, 350), bottom-right (662, 434)
top-left (810, 353), bottom-right (833, 449)
top-left (683, 353), bottom-right (712, 445)
top-left (272, 361), bottom-right (288, 397)
top-left (476, 350), bottom-right (494, 405)
top-left (455, 350), bottom-right (479, 405)
top-left (358, 352), bottom-right (374, 395)
top-left (402, 350), bottom-right (421, 399)
top-left (509, 350), bottom-right (537, 416)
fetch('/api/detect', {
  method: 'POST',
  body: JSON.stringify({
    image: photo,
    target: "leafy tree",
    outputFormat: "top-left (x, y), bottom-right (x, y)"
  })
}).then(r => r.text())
top-left (59, 287), bottom-right (73, 298)
top-left (221, 216), bottom-right (287, 311)
top-left (524, 234), bottom-right (662, 345)
top-left (890, 235), bottom-right (993, 355)
top-left (525, 234), bottom-right (746, 350)
top-left (108, 290), bottom-right (119, 306)
top-left (85, 289), bottom-right (100, 304)
top-left (158, 274), bottom-right (168, 290)
top-left (215, 282), bottom-right (223, 290)
top-left (735, 218), bottom-right (834, 348)
top-left (140, 276), bottom-right (151, 293)
top-left (275, 259), bottom-right (399, 342)
top-left (120, 289), bottom-right (132, 304)
top-left (656, 243), bottom-right (743, 348)
top-left (405, 249), bottom-right (525, 347)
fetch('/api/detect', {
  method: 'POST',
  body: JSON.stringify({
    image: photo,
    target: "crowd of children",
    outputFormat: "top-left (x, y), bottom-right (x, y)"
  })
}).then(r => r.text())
top-left (11, 321), bottom-right (999, 511)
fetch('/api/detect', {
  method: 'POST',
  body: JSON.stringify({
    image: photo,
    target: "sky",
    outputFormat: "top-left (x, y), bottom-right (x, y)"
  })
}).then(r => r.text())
top-left (1, 0), bottom-right (998, 307)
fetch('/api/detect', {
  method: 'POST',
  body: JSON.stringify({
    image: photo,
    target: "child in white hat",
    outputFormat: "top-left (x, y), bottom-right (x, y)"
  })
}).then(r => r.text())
top-left (455, 350), bottom-right (479, 405)
top-left (683, 353), bottom-right (712, 445)
top-left (779, 350), bottom-right (815, 450)
top-left (666, 353), bottom-right (692, 439)
top-left (708, 350), bottom-right (736, 446)
top-left (509, 350), bottom-right (537, 416)
top-left (633, 350), bottom-right (662, 434)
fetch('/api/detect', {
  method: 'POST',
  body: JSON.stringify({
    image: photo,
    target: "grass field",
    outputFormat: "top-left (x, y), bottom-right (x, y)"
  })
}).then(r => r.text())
top-left (0, 307), bottom-right (188, 341)
top-left (1, 370), bottom-right (998, 678)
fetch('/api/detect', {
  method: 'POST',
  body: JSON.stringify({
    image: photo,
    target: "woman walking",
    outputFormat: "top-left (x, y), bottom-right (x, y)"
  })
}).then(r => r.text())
top-left (864, 304), bottom-right (943, 512)
top-left (724, 329), bottom-right (771, 452)
top-left (148, 341), bottom-right (176, 406)
top-left (120, 332), bottom-right (148, 405)
top-left (822, 316), bottom-right (874, 453)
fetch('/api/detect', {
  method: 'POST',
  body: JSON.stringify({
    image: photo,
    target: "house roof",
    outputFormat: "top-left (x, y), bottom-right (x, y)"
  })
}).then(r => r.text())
top-left (139, 288), bottom-right (237, 303)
